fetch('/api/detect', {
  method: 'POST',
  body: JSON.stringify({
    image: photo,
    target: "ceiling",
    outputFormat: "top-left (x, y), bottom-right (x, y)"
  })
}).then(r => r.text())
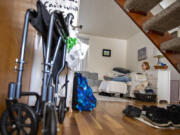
top-left (78, 0), bottom-right (139, 39)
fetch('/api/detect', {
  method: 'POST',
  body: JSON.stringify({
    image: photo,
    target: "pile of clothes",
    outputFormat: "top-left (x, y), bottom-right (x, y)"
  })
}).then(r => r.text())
top-left (123, 105), bottom-right (180, 128)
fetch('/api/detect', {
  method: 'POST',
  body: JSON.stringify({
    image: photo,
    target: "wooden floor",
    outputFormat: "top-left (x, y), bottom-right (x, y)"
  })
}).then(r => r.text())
top-left (38, 100), bottom-right (180, 135)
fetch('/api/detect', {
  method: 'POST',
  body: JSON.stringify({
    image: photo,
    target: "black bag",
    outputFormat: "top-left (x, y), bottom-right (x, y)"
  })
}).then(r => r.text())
top-left (123, 105), bottom-right (142, 118)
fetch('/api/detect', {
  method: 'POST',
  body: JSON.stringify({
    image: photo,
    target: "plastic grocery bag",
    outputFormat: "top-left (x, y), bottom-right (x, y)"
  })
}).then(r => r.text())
top-left (66, 38), bottom-right (89, 70)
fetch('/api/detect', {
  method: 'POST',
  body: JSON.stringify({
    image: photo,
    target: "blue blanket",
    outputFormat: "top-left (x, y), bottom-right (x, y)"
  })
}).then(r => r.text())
top-left (113, 75), bottom-right (131, 82)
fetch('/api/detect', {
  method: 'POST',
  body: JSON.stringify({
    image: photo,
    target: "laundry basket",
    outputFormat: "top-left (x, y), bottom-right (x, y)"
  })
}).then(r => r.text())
top-left (134, 92), bottom-right (156, 102)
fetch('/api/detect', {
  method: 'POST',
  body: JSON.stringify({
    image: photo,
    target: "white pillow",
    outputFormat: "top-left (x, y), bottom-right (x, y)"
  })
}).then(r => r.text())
top-left (130, 72), bottom-right (147, 81)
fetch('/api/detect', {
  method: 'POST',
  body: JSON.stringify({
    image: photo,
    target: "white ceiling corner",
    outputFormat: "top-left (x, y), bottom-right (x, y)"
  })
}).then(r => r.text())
top-left (78, 0), bottom-right (139, 39)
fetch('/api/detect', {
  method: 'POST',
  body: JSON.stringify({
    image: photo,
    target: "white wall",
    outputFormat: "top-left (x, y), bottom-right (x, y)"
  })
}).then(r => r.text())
top-left (126, 32), bottom-right (180, 80)
top-left (86, 35), bottom-right (127, 80)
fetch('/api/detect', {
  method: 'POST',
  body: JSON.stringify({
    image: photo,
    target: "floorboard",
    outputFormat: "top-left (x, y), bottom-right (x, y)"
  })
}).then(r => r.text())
top-left (38, 100), bottom-right (180, 135)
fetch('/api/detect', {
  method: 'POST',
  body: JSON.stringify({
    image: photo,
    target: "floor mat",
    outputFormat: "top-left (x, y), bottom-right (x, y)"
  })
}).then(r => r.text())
top-left (135, 116), bottom-right (180, 129)
top-left (94, 93), bottom-right (130, 103)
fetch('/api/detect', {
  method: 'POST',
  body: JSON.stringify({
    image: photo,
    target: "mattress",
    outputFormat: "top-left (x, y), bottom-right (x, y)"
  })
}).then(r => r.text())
top-left (98, 80), bottom-right (127, 94)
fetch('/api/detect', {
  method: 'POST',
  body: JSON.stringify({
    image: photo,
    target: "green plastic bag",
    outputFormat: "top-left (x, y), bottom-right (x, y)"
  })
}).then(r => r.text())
top-left (67, 37), bottom-right (77, 53)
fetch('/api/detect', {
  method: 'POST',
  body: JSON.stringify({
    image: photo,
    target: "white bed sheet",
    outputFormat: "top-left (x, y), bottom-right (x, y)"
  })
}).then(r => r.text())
top-left (98, 80), bottom-right (127, 94)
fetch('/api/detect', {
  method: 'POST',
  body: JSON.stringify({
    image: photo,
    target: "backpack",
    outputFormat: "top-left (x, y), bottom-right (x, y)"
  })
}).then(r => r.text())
top-left (72, 73), bottom-right (96, 111)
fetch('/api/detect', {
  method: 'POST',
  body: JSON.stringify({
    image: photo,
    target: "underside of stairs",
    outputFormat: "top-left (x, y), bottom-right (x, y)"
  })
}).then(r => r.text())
top-left (161, 37), bottom-right (180, 53)
top-left (115, 0), bottom-right (180, 73)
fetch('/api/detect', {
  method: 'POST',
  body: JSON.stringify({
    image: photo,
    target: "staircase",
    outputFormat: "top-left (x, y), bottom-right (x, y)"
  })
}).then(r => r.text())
top-left (161, 37), bottom-right (180, 53)
top-left (115, 0), bottom-right (180, 72)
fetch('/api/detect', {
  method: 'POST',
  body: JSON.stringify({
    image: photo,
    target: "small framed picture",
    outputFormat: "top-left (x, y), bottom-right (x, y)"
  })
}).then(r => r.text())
top-left (102, 49), bottom-right (111, 57)
top-left (138, 47), bottom-right (147, 61)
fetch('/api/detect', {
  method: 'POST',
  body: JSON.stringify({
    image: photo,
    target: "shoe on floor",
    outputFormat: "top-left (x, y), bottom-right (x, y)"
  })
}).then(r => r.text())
top-left (123, 105), bottom-right (142, 118)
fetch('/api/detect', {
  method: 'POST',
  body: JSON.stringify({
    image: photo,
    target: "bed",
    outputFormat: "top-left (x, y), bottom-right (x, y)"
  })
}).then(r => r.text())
top-left (98, 69), bottom-right (148, 97)
top-left (99, 80), bottom-right (127, 94)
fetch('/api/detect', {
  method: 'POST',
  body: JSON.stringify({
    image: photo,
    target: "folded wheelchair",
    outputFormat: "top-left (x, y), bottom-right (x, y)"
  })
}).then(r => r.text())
top-left (0, 1), bottom-right (70, 135)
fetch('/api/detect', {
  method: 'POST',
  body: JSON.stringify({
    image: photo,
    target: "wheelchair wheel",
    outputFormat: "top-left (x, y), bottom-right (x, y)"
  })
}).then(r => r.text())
top-left (58, 97), bottom-right (66, 123)
top-left (44, 105), bottom-right (57, 135)
top-left (1, 103), bottom-right (37, 135)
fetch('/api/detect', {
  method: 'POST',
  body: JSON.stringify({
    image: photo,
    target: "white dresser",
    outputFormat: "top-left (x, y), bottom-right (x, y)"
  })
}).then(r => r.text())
top-left (147, 70), bottom-right (171, 103)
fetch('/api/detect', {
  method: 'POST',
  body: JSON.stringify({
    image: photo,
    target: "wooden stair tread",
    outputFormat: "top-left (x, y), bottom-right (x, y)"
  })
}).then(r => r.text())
top-left (161, 37), bottom-right (180, 53)
top-left (142, 0), bottom-right (180, 35)
top-left (177, 64), bottom-right (180, 70)
top-left (115, 0), bottom-right (179, 73)
top-left (124, 0), bottom-right (162, 15)
top-left (166, 53), bottom-right (180, 65)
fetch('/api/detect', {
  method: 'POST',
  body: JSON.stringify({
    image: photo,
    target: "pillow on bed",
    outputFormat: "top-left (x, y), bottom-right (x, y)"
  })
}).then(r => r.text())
top-left (113, 67), bottom-right (131, 74)
top-left (130, 72), bottom-right (147, 81)
top-left (135, 74), bottom-right (147, 80)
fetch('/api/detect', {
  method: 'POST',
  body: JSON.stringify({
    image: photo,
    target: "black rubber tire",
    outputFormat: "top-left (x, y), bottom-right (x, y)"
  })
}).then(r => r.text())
top-left (1, 103), bottom-right (37, 135)
top-left (44, 105), bottom-right (57, 135)
top-left (58, 98), bottom-right (66, 123)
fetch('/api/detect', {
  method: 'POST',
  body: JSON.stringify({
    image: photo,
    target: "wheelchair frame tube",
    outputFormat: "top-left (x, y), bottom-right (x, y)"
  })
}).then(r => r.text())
top-left (65, 63), bottom-right (68, 99)
top-left (54, 44), bottom-right (67, 105)
top-left (48, 85), bottom-right (53, 103)
top-left (52, 37), bottom-right (62, 64)
top-left (8, 83), bottom-right (16, 100)
top-left (42, 40), bottom-right (47, 63)
top-left (47, 37), bottom-right (62, 84)
top-left (55, 43), bottom-right (67, 94)
top-left (16, 9), bottom-right (36, 98)
top-left (42, 13), bottom-right (55, 102)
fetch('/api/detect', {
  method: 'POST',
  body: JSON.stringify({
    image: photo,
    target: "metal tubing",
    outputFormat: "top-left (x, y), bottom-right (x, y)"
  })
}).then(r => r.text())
top-left (47, 37), bottom-right (62, 84)
top-left (48, 85), bottom-right (53, 102)
top-left (54, 44), bottom-right (67, 105)
top-left (16, 10), bottom-right (34, 98)
top-left (8, 83), bottom-right (16, 100)
top-left (41, 13), bottom-right (55, 102)
top-left (52, 37), bottom-right (62, 64)
top-left (55, 43), bottom-right (67, 94)
top-left (42, 40), bottom-right (47, 63)
top-left (65, 64), bottom-right (68, 99)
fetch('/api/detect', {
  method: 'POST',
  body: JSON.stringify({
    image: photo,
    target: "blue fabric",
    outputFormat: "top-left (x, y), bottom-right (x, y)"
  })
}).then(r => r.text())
top-left (145, 89), bottom-right (154, 94)
top-left (76, 73), bottom-right (97, 111)
top-left (113, 75), bottom-right (131, 82)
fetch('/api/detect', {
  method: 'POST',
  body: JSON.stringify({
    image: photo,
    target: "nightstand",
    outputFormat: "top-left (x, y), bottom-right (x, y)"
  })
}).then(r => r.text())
top-left (147, 70), bottom-right (170, 103)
